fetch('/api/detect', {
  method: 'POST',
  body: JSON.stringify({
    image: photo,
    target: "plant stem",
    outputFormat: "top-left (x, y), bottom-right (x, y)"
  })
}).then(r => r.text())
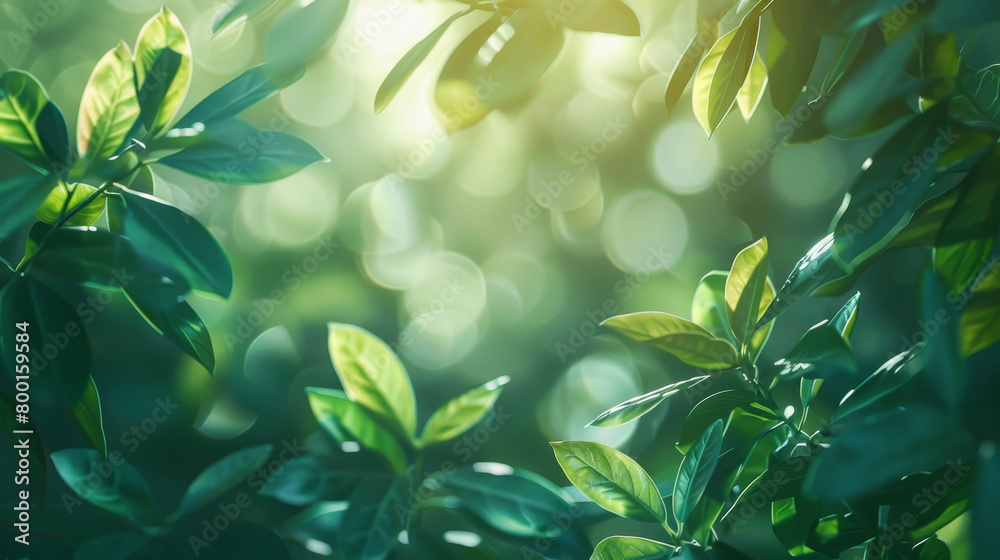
top-left (15, 181), bottom-right (113, 273)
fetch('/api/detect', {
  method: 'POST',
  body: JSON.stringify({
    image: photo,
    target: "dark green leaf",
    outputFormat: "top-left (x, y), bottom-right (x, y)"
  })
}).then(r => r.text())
top-left (173, 444), bottom-right (273, 519)
top-left (73, 533), bottom-right (152, 560)
top-left (830, 292), bottom-right (861, 338)
top-left (158, 117), bottom-right (326, 184)
top-left (72, 376), bottom-right (107, 457)
top-left (776, 321), bottom-right (856, 380)
top-left (766, 0), bottom-right (820, 116)
top-left (50, 448), bottom-right (158, 524)
top-left (176, 64), bottom-right (303, 129)
top-left (420, 375), bottom-right (508, 446)
top-left (442, 465), bottom-right (576, 538)
top-left (603, 312), bottom-right (739, 369)
top-left (0, 173), bottom-right (58, 238)
top-left (972, 443), bottom-right (999, 560)
top-left (758, 234), bottom-right (850, 328)
top-left (29, 227), bottom-right (121, 288)
top-left (262, 452), bottom-right (379, 505)
top-left (807, 406), bottom-right (972, 500)
top-left (678, 390), bottom-right (774, 452)
top-left (339, 471), bottom-right (412, 560)
top-left (551, 440), bottom-right (666, 522)
top-left (835, 345), bottom-right (921, 421)
top-left (375, 10), bottom-right (468, 114)
top-left (1, 274), bottom-right (91, 410)
top-left (111, 190), bottom-right (232, 297)
top-left (589, 375), bottom-right (712, 427)
top-left (917, 536), bottom-right (951, 560)
top-left (673, 419), bottom-right (723, 523)
top-left (37, 100), bottom-right (70, 171)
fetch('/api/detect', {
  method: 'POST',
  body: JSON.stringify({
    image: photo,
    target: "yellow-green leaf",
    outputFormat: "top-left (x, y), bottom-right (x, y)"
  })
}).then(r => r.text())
top-left (328, 323), bottom-right (417, 439)
top-left (726, 237), bottom-right (769, 346)
top-left (77, 43), bottom-right (140, 161)
top-left (134, 8), bottom-right (192, 138)
top-left (692, 16), bottom-right (760, 136)
top-left (420, 375), bottom-right (508, 446)
top-left (737, 51), bottom-right (767, 121)
top-left (35, 183), bottom-right (105, 226)
top-left (0, 70), bottom-right (50, 170)
top-left (603, 312), bottom-right (739, 370)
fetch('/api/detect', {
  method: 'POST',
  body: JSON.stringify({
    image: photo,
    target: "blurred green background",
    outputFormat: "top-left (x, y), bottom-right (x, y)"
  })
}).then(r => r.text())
top-left (2, 0), bottom-right (992, 554)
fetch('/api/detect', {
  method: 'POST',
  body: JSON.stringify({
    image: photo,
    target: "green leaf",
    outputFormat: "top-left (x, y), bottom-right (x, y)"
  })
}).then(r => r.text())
top-left (176, 64), bottom-right (303, 129)
top-left (375, 10), bottom-right (468, 114)
top-left (725, 455), bottom-right (811, 520)
top-left (128, 293), bottom-right (214, 375)
top-left (748, 276), bottom-right (775, 363)
top-left (72, 376), bottom-right (107, 457)
top-left (551, 440), bottom-right (666, 522)
top-left (835, 345), bottom-right (921, 421)
top-left (590, 536), bottom-right (674, 559)
top-left (917, 536), bottom-right (951, 560)
top-left (1, 274), bottom-right (91, 410)
top-left (134, 8), bottom-right (192, 138)
top-left (775, 321), bottom-right (856, 380)
top-left (435, 9), bottom-right (563, 130)
top-left (443, 465), bottom-right (577, 538)
top-left (555, 0), bottom-right (641, 36)
top-left (758, 234), bottom-right (850, 328)
top-left (110, 190), bottom-right (233, 297)
top-left (157, 117), bottom-right (326, 184)
top-left (0, 173), bottom-right (58, 238)
top-left (766, 0), bottom-right (820, 116)
top-left (73, 533), bottom-right (152, 560)
top-left (961, 269), bottom-right (1000, 355)
top-left (306, 387), bottom-right (407, 472)
top-left (603, 312), bottom-right (739, 369)
top-left (36, 99), bottom-right (71, 171)
top-left (821, 29), bottom-right (867, 95)
top-left (673, 419), bottom-right (723, 524)
top-left (831, 292), bottom-right (861, 338)
top-left (665, 24), bottom-right (716, 116)
top-left (266, 0), bottom-right (348, 75)
top-left (50, 448), bottom-right (158, 524)
top-left (692, 16), bottom-right (760, 136)
top-left (678, 390), bottom-right (774, 452)
top-left (420, 375), bottom-right (508, 446)
top-left (736, 51), bottom-right (767, 121)
top-left (806, 406), bottom-right (972, 500)
top-left (973, 443), bottom-right (999, 560)
top-left (588, 375), bottom-right (712, 428)
top-left (34, 182), bottom-right (105, 226)
top-left (726, 237), bottom-right (769, 345)
top-left (831, 104), bottom-right (950, 269)
top-left (339, 471), bottom-right (413, 560)
top-left (771, 496), bottom-right (822, 557)
top-left (691, 271), bottom-right (736, 344)
top-left (173, 444), bottom-right (273, 519)
top-left (931, 0), bottom-right (1000, 31)
top-left (262, 452), bottom-right (380, 505)
top-left (328, 323), bottom-right (417, 439)
top-left (0, 70), bottom-right (51, 170)
top-left (77, 43), bottom-right (140, 161)
top-left (212, 0), bottom-right (280, 34)
top-left (824, 26), bottom-right (919, 133)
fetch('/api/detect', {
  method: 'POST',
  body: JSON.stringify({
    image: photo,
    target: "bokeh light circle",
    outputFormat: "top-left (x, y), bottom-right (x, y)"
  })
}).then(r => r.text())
top-left (602, 191), bottom-right (688, 273)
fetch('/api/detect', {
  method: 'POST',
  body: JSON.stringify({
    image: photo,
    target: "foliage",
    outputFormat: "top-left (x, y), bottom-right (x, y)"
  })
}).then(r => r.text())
top-left (0, 9), bottom-right (322, 428)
